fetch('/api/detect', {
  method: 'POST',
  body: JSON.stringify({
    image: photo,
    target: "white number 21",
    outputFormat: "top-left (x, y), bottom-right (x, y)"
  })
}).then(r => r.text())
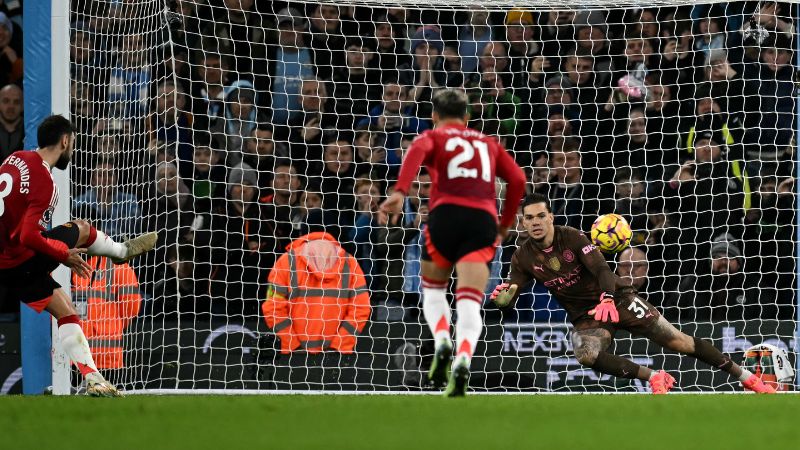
top-left (445, 137), bottom-right (491, 182)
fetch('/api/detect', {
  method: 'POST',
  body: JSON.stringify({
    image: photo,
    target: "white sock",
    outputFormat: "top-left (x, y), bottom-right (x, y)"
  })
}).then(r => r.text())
top-left (58, 322), bottom-right (100, 378)
top-left (87, 229), bottom-right (127, 259)
top-left (422, 280), bottom-right (451, 345)
top-left (738, 369), bottom-right (753, 382)
top-left (454, 287), bottom-right (484, 367)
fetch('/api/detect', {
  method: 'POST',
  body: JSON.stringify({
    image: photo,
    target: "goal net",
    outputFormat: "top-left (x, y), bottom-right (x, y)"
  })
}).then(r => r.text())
top-left (68, 0), bottom-right (797, 393)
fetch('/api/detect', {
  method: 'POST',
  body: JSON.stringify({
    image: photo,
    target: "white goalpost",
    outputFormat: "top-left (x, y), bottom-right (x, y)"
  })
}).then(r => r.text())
top-left (61, 0), bottom-right (798, 394)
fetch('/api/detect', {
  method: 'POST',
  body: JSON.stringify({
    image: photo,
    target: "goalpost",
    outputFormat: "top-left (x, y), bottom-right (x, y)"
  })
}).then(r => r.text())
top-left (42, 0), bottom-right (800, 394)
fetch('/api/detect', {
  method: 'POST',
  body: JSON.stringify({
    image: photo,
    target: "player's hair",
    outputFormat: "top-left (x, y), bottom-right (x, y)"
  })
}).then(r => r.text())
top-left (37, 115), bottom-right (76, 148)
top-left (432, 88), bottom-right (468, 120)
top-left (522, 193), bottom-right (552, 212)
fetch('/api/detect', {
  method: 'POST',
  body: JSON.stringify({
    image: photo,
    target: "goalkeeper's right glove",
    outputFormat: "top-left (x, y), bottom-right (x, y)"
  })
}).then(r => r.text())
top-left (490, 283), bottom-right (518, 308)
top-left (589, 292), bottom-right (619, 323)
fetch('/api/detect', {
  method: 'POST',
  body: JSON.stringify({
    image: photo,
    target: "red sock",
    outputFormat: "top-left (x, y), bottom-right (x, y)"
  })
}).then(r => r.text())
top-left (85, 224), bottom-right (98, 246)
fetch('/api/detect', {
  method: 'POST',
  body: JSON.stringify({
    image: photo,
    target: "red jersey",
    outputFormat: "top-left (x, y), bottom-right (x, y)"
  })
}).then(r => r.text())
top-left (395, 124), bottom-right (525, 228)
top-left (0, 151), bottom-right (68, 268)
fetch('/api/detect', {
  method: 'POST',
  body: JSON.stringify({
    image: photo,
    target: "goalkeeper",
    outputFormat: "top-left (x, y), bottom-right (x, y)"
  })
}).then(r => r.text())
top-left (491, 194), bottom-right (774, 394)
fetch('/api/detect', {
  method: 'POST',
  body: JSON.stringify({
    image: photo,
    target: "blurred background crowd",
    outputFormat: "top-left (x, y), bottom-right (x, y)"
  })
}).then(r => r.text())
top-left (2, 1), bottom-right (797, 326)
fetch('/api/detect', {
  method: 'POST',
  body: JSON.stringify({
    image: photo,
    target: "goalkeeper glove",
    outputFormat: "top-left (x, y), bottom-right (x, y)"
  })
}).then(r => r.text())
top-left (589, 292), bottom-right (619, 323)
top-left (490, 283), bottom-right (518, 308)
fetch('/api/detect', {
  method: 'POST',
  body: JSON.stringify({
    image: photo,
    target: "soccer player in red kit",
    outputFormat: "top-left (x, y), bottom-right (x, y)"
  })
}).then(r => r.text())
top-left (0, 115), bottom-right (157, 396)
top-left (379, 89), bottom-right (526, 396)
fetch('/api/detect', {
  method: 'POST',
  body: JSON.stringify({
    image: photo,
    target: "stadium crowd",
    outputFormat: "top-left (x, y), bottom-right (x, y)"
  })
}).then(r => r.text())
top-left (3, 2), bottom-right (795, 329)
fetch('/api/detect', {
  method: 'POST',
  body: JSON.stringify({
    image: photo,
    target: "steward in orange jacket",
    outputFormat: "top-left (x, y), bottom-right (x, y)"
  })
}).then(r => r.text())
top-left (72, 256), bottom-right (142, 369)
top-left (262, 232), bottom-right (371, 354)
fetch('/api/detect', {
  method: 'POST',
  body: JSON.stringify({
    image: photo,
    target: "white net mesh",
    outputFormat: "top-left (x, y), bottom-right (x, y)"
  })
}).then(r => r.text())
top-left (68, 0), bottom-right (797, 392)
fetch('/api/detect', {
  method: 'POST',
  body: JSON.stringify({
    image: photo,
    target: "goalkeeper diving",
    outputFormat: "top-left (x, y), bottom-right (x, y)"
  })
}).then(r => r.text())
top-left (491, 193), bottom-right (774, 394)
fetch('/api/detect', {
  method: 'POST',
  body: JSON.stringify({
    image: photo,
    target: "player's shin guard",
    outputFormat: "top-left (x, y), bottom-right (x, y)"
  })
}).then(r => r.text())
top-left (86, 227), bottom-right (127, 260)
top-left (691, 337), bottom-right (735, 374)
top-left (591, 351), bottom-right (641, 379)
top-left (57, 315), bottom-right (99, 378)
top-left (454, 287), bottom-right (483, 367)
top-left (422, 277), bottom-right (451, 343)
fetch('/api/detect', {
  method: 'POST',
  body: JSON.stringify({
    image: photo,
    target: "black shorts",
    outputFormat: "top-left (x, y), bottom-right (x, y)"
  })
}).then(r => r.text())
top-left (573, 292), bottom-right (661, 336)
top-left (0, 223), bottom-right (80, 311)
top-left (422, 204), bottom-right (498, 268)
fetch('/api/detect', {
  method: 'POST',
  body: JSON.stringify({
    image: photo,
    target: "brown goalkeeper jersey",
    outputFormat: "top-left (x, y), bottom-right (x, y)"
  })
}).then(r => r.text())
top-left (508, 225), bottom-right (636, 322)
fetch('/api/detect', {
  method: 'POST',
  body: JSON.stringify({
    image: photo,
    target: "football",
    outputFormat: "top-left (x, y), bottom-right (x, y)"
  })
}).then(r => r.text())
top-left (590, 214), bottom-right (632, 254)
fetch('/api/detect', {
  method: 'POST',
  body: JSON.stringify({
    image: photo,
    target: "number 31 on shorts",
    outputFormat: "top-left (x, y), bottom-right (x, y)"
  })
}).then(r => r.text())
top-left (627, 297), bottom-right (648, 319)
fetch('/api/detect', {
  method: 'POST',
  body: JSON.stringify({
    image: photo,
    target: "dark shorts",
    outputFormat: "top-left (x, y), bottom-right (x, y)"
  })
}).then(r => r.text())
top-left (0, 223), bottom-right (80, 311)
top-left (572, 292), bottom-right (661, 336)
top-left (422, 204), bottom-right (498, 268)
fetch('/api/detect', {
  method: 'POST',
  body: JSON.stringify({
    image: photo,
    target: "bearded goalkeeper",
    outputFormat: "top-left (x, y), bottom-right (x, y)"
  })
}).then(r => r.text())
top-left (491, 194), bottom-right (774, 394)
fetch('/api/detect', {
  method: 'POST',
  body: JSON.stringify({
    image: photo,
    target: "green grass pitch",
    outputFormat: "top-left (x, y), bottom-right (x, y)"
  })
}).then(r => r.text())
top-left (1, 394), bottom-right (797, 449)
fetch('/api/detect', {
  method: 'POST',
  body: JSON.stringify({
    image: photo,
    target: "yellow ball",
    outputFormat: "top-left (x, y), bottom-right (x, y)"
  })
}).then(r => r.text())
top-left (590, 214), bottom-right (632, 254)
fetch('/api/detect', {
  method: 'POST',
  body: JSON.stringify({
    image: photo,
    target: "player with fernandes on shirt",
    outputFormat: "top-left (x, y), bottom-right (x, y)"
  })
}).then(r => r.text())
top-left (0, 115), bottom-right (157, 396)
top-left (379, 89), bottom-right (526, 397)
top-left (490, 193), bottom-right (775, 394)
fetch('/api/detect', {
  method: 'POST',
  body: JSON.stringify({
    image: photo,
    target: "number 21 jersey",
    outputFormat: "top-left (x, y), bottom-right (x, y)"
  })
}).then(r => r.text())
top-left (394, 124), bottom-right (525, 228)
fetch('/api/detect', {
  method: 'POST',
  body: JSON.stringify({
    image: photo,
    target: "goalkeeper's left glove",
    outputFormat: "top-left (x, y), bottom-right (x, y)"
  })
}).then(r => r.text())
top-left (490, 283), bottom-right (518, 308)
top-left (589, 292), bottom-right (619, 323)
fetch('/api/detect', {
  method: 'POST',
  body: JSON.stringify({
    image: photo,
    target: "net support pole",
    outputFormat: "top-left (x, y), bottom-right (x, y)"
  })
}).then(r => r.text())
top-left (50, 0), bottom-right (72, 396)
top-left (795, 2), bottom-right (800, 390)
top-left (20, 0), bottom-right (54, 395)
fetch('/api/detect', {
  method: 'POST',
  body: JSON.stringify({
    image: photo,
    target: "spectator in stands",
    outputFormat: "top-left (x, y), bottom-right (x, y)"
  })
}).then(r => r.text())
top-left (466, 41), bottom-right (512, 90)
top-left (546, 147), bottom-right (611, 231)
top-left (72, 256), bottom-right (142, 381)
top-left (458, 6), bottom-right (493, 75)
top-left (538, 10), bottom-right (576, 58)
top-left (202, 162), bottom-right (275, 316)
top-left (352, 130), bottom-right (388, 180)
top-left (260, 161), bottom-right (301, 251)
top-left (633, 8), bottom-right (659, 39)
top-left (210, 79), bottom-right (266, 166)
top-left (142, 162), bottom-right (195, 250)
top-left (468, 68), bottom-right (521, 138)
top-left (187, 133), bottom-right (226, 215)
top-left (332, 40), bottom-right (381, 130)
top-left (108, 33), bottom-right (151, 125)
top-left (673, 234), bottom-right (751, 321)
top-left (665, 130), bottom-right (745, 271)
top-left (307, 4), bottom-right (346, 82)
top-left (529, 152), bottom-right (551, 196)
top-left (73, 159), bottom-right (140, 240)
top-left (242, 124), bottom-right (288, 192)
top-left (357, 83), bottom-right (428, 166)
top-left (285, 77), bottom-right (336, 174)
top-left (148, 80), bottom-right (193, 176)
top-left (614, 167), bottom-right (648, 236)
top-left (262, 231), bottom-right (370, 354)
top-left (573, 11), bottom-right (611, 86)
top-left (370, 14), bottom-right (411, 83)
top-left (531, 106), bottom-right (575, 156)
top-left (505, 9), bottom-right (538, 90)
top-left (694, 15), bottom-right (726, 56)
top-left (742, 34), bottom-right (795, 167)
top-left (71, 22), bottom-right (105, 87)
top-left (269, 8), bottom-right (313, 126)
top-left (403, 26), bottom-right (446, 118)
top-left (190, 52), bottom-right (229, 122)
top-left (350, 178), bottom-right (386, 289)
top-left (314, 140), bottom-right (357, 232)
top-left (0, 12), bottom-right (22, 87)
top-left (617, 246), bottom-right (649, 290)
top-left (0, 83), bottom-right (22, 161)
top-left (206, 0), bottom-right (266, 86)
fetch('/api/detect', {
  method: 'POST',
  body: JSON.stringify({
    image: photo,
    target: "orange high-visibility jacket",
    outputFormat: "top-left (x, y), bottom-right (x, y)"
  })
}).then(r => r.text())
top-left (262, 232), bottom-right (371, 354)
top-left (72, 256), bottom-right (142, 369)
